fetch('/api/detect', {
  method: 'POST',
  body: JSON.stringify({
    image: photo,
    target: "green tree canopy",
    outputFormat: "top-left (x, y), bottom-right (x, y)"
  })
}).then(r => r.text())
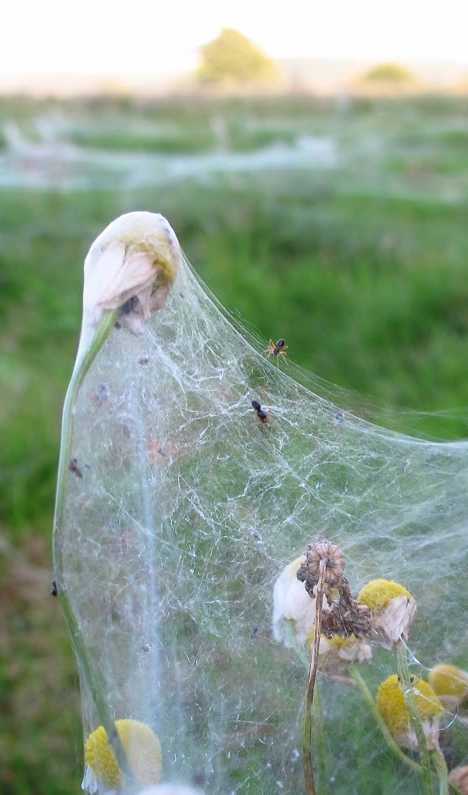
top-left (363, 62), bottom-right (415, 83)
top-left (198, 28), bottom-right (277, 85)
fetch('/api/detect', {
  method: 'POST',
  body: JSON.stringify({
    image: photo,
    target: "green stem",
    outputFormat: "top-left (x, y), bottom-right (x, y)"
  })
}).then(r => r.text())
top-left (313, 681), bottom-right (330, 795)
top-left (303, 559), bottom-right (326, 795)
top-left (431, 750), bottom-right (449, 795)
top-left (53, 310), bottom-right (118, 554)
top-left (351, 668), bottom-right (421, 774)
top-left (52, 310), bottom-right (131, 780)
top-left (396, 642), bottom-right (434, 795)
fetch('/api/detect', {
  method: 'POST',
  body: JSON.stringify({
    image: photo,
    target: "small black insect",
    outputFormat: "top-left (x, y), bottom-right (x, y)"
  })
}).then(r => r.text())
top-left (69, 458), bottom-right (83, 478)
top-left (266, 338), bottom-right (288, 358)
top-left (138, 357), bottom-right (150, 365)
top-left (397, 674), bottom-right (416, 684)
top-left (252, 399), bottom-right (268, 424)
top-left (51, 580), bottom-right (58, 597)
top-left (121, 295), bottom-right (139, 315)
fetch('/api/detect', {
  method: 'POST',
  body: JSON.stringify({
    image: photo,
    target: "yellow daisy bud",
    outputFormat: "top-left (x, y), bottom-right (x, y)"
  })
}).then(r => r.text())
top-left (84, 718), bottom-right (162, 791)
top-left (376, 674), bottom-right (443, 751)
top-left (428, 663), bottom-right (468, 708)
top-left (358, 579), bottom-right (416, 645)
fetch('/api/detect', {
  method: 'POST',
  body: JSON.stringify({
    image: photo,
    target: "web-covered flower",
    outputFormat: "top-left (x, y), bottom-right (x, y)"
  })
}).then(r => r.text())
top-left (77, 211), bottom-right (181, 363)
top-left (272, 555), bottom-right (315, 647)
top-left (317, 633), bottom-right (372, 665)
top-left (376, 674), bottom-right (443, 751)
top-left (273, 543), bottom-right (372, 659)
top-left (83, 718), bottom-right (162, 794)
top-left (428, 663), bottom-right (468, 709)
top-left (358, 579), bottom-right (416, 646)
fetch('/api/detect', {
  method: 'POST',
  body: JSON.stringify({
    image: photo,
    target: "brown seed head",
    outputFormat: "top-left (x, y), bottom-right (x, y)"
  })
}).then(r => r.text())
top-left (297, 540), bottom-right (346, 596)
top-left (297, 539), bottom-right (372, 639)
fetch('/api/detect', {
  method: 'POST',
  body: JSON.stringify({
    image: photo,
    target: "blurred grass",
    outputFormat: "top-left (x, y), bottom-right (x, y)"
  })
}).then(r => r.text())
top-left (2, 94), bottom-right (468, 793)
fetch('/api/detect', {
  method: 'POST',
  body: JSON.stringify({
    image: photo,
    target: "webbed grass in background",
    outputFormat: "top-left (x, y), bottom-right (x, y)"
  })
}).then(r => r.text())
top-left (2, 94), bottom-right (468, 794)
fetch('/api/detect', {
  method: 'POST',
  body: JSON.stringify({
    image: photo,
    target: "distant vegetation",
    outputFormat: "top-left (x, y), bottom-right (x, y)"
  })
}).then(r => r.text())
top-left (363, 62), bottom-right (415, 83)
top-left (197, 28), bottom-right (278, 86)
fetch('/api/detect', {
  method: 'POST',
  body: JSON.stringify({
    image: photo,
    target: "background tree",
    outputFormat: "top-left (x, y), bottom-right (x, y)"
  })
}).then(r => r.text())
top-left (363, 62), bottom-right (415, 83)
top-left (197, 28), bottom-right (278, 85)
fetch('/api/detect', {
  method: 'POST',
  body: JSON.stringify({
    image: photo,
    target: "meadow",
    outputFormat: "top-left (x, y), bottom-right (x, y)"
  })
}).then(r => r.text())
top-left (2, 93), bottom-right (468, 794)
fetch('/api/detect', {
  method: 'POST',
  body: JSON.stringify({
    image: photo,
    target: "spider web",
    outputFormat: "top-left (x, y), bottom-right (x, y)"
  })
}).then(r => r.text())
top-left (59, 241), bottom-right (468, 795)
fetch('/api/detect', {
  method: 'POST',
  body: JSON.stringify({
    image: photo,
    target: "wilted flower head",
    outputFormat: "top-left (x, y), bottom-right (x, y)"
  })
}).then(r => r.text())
top-left (306, 628), bottom-right (372, 665)
top-left (83, 718), bottom-right (162, 793)
top-left (318, 633), bottom-right (372, 665)
top-left (297, 539), bottom-right (346, 597)
top-left (376, 674), bottom-right (443, 751)
top-left (273, 541), bottom-right (372, 652)
top-left (448, 766), bottom-right (468, 794)
top-left (428, 663), bottom-right (468, 709)
top-left (272, 555), bottom-right (316, 646)
top-left (358, 578), bottom-right (416, 646)
top-left (78, 211), bottom-right (181, 363)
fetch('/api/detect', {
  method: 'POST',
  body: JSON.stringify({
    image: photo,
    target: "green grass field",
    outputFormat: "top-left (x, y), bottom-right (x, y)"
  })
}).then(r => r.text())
top-left (2, 94), bottom-right (468, 794)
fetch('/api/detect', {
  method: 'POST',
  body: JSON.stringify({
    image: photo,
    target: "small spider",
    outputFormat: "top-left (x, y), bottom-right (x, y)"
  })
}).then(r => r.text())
top-left (51, 580), bottom-right (58, 597)
top-left (69, 458), bottom-right (83, 478)
top-left (266, 338), bottom-right (288, 358)
top-left (252, 399), bottom-right (269, 424)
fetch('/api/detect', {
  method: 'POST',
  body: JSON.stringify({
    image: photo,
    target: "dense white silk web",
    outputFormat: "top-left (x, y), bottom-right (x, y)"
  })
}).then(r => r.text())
top-left (55, 213), bottom-right (468, 795)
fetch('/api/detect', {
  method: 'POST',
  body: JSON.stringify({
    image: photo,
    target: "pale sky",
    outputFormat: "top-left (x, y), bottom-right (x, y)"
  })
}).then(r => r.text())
top-left (2, 0), bottom-right (468, 77)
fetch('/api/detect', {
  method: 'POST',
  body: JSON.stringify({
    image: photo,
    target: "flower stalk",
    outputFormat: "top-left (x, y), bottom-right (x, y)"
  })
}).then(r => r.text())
top-left (303, 557), bottom-right (326, 795)
top-left (52, 309), bottom-right (132, 781)
top-left (396, 641), bottom-right (434, 795)
top-left (431, 749), bottom-right (449, 795)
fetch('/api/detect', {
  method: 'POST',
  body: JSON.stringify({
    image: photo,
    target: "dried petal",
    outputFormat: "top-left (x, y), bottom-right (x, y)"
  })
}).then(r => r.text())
top-left (272, 555), bottom-right (316, 646)
top-left (358, 579), bottom-right (416, 646)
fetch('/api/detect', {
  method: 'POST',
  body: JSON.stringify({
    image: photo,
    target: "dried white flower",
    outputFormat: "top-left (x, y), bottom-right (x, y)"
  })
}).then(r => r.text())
top-left (272, 555), bottom-right (315, 646)
top-left (77, 211), bottom-right (181, 365)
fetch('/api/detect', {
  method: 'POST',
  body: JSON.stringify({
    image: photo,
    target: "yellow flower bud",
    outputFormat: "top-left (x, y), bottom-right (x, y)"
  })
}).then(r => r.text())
top-left (84, 718), bottom-right (162, 790)
top-left (428, 663), bottom-right (468, 708)
top-left (376, 674), bottom-right (443, 751)
top-left (358, 579), bottom-right (411, 610)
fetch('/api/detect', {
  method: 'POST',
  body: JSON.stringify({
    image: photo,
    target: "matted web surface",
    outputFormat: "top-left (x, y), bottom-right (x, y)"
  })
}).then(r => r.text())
top-left (60, 249), bottom-right (468, 794)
